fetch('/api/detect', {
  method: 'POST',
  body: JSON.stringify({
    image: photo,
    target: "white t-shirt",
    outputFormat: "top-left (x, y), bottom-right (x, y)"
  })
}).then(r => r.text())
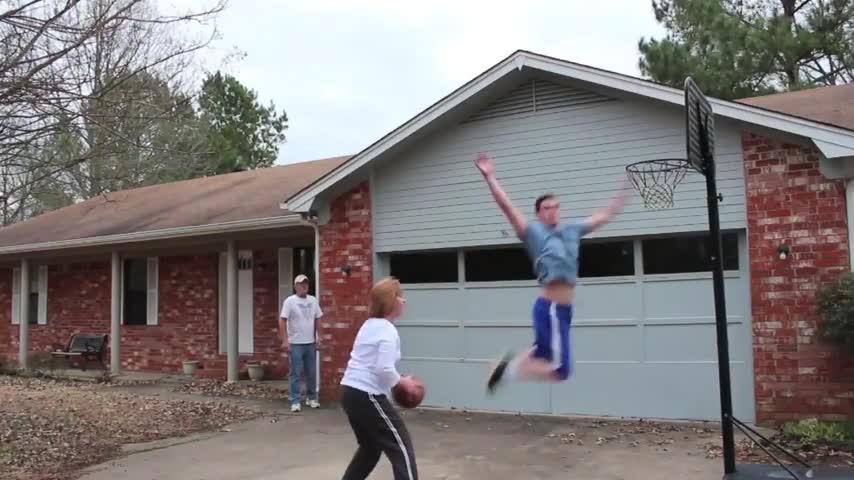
top-left (340, 317), bottom-right (401, 395)
top-left (280, 294), bottom-right (323, 344)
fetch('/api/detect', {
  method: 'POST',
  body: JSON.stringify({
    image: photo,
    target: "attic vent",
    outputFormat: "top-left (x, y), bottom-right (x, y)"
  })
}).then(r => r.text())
top-left (463, 79), bottom-right (612, 123)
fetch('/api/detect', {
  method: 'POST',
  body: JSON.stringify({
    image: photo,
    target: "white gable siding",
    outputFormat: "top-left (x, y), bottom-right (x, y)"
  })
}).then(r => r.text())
top-left (372, 79), bottom-right (747, 252)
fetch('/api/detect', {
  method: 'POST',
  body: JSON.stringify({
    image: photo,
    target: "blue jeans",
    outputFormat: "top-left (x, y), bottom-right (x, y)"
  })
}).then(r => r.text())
top-left (289, 343), bottom-right (317, 403)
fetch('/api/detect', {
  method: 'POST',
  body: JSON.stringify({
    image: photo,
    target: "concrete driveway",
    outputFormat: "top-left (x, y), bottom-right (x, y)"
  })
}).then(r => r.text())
top-left (79, 402), bottom-right (724, 480)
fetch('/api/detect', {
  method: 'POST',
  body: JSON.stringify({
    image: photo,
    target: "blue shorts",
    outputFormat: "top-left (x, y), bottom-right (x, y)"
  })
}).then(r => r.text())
top-left (532, 297), bottom-right (573, 380)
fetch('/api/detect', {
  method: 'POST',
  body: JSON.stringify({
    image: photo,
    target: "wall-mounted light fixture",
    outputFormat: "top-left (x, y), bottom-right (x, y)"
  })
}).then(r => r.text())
top-left (778, 244), bottom-right (791, 261)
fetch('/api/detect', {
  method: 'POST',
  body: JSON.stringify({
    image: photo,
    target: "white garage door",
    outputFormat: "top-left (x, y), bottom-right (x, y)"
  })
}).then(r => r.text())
top-left (386, 230), bottom-right (755, 422)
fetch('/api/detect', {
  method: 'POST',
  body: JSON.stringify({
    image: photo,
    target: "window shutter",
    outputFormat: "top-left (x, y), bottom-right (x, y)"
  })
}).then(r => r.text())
top-left (37, 266), bottom-right (48, 325)
top-left (146, 257), bottom-right (159, 326)
top-left (119, 260), bottom-right (125, 325)
top-left (11, 268), bottom-right (20, 325)
top-left (278, 248), bottom-right (293, 310)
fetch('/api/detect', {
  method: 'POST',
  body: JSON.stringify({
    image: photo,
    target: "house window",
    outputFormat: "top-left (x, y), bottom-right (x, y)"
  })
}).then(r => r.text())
top-left (464, 247), bottom-right (534, 282)
top-left (579, 239), bottom-right (635, 277)
top-left (28, 272), bottom-right (38, 325)
top-left (389, 251), bottom-right (458, 283)
top-left (123, 258), bottom-right (148, 325)
top-left (642, 232), bottom-right (739, 274)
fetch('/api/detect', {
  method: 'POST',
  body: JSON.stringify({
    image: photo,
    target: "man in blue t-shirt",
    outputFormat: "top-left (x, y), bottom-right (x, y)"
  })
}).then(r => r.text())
top-left (474, 152), bottom-right (633, 394)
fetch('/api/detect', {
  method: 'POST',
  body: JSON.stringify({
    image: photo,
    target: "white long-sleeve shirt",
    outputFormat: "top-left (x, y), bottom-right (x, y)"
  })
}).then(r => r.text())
top-left (340, 317), bottom-right (402, 395)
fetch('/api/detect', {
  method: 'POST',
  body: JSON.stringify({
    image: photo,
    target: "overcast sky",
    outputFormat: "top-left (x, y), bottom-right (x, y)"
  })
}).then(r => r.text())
top-left (168, 0), bottom-right (667, 165)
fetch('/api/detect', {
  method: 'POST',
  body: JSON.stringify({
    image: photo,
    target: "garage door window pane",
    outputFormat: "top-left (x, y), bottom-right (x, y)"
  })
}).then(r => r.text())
top-left (390, 252), bottom-right (458, 283)
top-left (579, 240), bottom-right (635, 277)
top-left (464, 247), bottom-right (534, 282)
top-left (642, 233), bottom-right (739, 274)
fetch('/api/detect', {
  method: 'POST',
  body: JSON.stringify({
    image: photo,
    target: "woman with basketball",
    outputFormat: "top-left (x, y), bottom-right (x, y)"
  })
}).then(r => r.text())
top-left (339, 277), bottom-right (420, 480)
top-left (474, 151), bottom-right (633, 392)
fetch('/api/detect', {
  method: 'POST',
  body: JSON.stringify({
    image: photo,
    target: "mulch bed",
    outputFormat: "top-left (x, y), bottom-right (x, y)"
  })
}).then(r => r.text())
top-left (0, 375), bottom-right (262, 480)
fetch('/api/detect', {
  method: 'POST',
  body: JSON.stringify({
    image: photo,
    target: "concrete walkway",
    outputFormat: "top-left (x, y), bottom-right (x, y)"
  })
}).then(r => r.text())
top-left (79, 404), bottom-right (724, 480)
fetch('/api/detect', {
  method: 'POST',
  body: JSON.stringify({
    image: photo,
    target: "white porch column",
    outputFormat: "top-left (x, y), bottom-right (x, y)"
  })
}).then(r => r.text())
top-left (18, 258), bottom-right (30, 370)
top-left (848, 180), bottom-right (854, 271)
top-left (226, 240), bottom-right (239, 382)
top-left (111, 252), bottom-right (121, 375)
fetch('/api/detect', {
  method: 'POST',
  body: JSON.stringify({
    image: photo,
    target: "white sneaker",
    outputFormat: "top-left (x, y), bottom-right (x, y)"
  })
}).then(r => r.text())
top-left (306, 399), bottom-right (320, 409)
top-left (291, 403), bottom-right (301, 413)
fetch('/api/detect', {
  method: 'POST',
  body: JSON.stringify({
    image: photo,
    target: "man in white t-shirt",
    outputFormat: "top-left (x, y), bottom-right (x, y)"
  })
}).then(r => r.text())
top-left (279, 274), bottom-right (323, 412)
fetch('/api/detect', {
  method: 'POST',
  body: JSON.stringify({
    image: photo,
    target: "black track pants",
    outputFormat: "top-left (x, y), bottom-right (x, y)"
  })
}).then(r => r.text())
top-left (340, 385), bottom-right (418, 480)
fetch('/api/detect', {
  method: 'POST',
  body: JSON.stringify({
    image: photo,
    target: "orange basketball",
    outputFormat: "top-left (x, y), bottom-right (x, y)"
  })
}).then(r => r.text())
top-left (392, 375), bottom-right (425, 408)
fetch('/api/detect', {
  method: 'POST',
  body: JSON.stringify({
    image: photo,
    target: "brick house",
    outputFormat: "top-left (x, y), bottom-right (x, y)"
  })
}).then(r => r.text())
top-left (1, 51), bottom-right (853, 425)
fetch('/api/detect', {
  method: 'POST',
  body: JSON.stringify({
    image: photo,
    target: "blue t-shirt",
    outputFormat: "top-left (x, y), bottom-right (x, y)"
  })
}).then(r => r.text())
top-left (521, 220), bottom-right (590, 286)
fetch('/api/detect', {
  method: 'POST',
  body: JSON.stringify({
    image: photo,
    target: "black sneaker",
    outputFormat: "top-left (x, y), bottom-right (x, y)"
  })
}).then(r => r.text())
top-left (486, 351), bottom-right (514, 394)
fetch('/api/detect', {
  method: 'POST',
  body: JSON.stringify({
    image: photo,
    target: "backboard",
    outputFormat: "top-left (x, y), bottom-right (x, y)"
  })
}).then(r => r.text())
top-left (684, 77), bottom-right (714, 174)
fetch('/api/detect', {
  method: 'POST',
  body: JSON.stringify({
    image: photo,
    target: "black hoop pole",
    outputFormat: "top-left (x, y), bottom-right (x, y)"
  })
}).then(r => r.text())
top-left (698, 101), bottom-right (737, 475)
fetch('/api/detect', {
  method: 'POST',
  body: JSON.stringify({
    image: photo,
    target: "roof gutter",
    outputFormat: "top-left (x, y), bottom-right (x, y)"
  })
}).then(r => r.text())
top-left (0, 214), bottom-right (306, 256)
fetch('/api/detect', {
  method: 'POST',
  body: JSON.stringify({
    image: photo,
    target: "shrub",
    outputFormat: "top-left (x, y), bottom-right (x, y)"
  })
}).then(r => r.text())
top-left (814, 272), bottom-right (854, 354)
top-left (27, 352), bottom-right (58, 376)
top-left (783, 418), bottom-right (854, 446)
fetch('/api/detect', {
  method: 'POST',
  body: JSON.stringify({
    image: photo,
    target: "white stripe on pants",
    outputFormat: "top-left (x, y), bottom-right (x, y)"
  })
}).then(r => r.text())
top-left (369, 394), bottom-right (415, 480)
top-left (549, 302), bottom-right (562, 370)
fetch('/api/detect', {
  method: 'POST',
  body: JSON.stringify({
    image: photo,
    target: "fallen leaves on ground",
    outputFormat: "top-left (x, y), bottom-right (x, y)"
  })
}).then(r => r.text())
top-left (172, 379), bottom-right (287, 400)
top-left (704, 436), bottom-right (854, 468)
top-left (0, 375), bottom-right (262, 479)
top-left (530, 415), bottom-right (854, 469)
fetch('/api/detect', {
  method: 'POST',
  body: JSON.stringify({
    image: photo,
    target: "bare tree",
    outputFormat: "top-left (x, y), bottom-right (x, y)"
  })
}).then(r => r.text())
top-left (0, 0), bottom-right (227, 224)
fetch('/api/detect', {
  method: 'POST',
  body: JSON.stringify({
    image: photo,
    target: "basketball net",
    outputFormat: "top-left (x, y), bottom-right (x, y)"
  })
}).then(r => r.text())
top-left (625, 159), bottom-right (690, 210)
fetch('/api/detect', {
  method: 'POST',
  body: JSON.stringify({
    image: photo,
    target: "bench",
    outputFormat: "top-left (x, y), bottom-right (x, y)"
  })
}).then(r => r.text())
top-left (51, 333), bottom-right (109, 371)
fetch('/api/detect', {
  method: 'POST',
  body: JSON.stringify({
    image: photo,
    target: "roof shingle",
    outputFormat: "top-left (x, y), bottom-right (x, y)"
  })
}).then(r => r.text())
top-left (0, 155), bottom-right (350, 248)
top-left (737, 83), bottom-right (854, 131)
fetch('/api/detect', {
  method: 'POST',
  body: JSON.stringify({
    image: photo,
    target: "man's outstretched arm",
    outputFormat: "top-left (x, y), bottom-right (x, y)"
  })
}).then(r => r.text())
top-left (584, 178), bottom-right (633, 233)
top-left (475, 152), bottom-right (527, 238)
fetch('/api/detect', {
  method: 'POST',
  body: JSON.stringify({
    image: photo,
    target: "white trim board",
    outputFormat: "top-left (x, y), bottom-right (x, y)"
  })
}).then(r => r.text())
top-left (282, 50), bottom-right (854, 213)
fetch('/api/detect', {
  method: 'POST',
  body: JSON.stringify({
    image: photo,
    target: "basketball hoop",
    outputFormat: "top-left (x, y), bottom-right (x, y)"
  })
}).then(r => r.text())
top-left (625, 159), bottom-right (691, 210)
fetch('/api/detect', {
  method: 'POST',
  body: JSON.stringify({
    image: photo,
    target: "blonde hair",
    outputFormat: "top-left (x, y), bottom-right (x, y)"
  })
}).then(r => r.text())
top-left (368, 277), bottom-right (402, 318)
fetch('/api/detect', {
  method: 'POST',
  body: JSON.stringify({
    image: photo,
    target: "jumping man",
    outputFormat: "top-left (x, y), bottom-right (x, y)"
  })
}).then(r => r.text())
top-left (474, 152), bottom-right (633, 393)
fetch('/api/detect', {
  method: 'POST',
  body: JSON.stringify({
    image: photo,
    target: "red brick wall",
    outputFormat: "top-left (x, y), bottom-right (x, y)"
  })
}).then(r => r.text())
top-left (317, 181), bottom-right (373, 401)
top-left (122, 255), bottom-right (219, 372)
top-left (0, 262), bottom-right (112, 362)
top-left (0, 251), bottom-right (293, 378)
top-left (743, 132), bottom-right (854, 424)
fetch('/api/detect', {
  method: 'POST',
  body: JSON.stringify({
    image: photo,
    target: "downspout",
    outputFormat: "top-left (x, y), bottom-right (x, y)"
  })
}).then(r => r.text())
top-left (299, 212), bottom-right (322, 396)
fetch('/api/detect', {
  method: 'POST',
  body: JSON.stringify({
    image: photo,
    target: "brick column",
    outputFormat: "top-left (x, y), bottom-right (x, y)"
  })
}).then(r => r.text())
top-left (742, 132), bottom-right (854, 424)
top-left (317, 181), bottom-right (373, 402)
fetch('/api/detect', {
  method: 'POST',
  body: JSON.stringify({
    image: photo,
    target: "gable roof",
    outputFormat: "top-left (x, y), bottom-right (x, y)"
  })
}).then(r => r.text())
top-left (283, 50), bottom-right (854, 213)
top-left (737, 83), bottom-right (854, 131)
top-left (0, 155), bottom-right (349, 254)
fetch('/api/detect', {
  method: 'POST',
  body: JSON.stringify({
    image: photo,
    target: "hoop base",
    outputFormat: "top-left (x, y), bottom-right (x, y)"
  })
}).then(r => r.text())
top-left (625, 159), bottom-right (691, 210)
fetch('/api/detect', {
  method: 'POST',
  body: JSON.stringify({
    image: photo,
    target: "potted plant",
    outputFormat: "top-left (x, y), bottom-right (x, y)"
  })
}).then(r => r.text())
top-left (182, 360), bottom-right (199, 376)
top-left (247, 361), bottom-right (264, 381)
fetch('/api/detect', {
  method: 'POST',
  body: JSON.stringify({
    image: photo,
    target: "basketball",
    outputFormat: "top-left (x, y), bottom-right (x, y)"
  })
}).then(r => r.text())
top-left (392, 375), bottom-right (425, 409)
